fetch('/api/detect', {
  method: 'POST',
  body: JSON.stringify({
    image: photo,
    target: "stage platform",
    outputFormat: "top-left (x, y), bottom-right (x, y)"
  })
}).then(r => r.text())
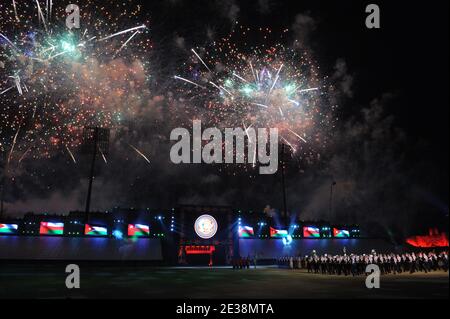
top-left (0, 235), bottom-right (398, 263)
top-left (0, 236), bottom-right (163, 261)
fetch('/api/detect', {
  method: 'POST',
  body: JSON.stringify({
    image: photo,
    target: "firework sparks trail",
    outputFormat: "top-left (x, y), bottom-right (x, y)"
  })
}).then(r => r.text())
top-left (32, 103), bottom-right (38, 119)
top-left (0, 32), bottom-right (20, 51)
top-left (0, 86), bottom-right (15, 96)
top-left (98, 146), bottom-right (107, 164)
top-left (268, 64), bottom-right (284, 96)
top-left (288, 99), bottom-right (300, 106)
top-left (128, 144), bottom-right (150, 164)
top-left (217, 84), bottom-right (233, 96)
top-left (98, 25), bottom-right (147, 42)
top-left (15, 79), bottom-right (23, 95)
top-left (35, 0), bottom-right (48, 32)
top-left (251, 103), bottom-right (269, 109)
top-left (12, 0), bottom-right (20, 22)
top-left (174, 76), bottom-right (206, 89)
top-left (9, 75), bottom-right (23, 95)
top-left (287, 128), bottom-right (308, 144)
top-left (298, 87), bottom-right (319, 94)
top-left (232, 72), bottom-right (249, 83)
top-left (18, 147), bottom-right (31, 163)
top-left (241, 122), bottom-right (257, 167)
top-left (220, 86), bottom-right (233, 96)
top-left (46, 0), bottom-right (54, 21)
top-left (46, 50), bottom-right (70, 60)
top-left (209, 81), bottom-right (221, 91)
top-left (191, 49), bottom-right (212, 73)
top-left (210, 81), bottom-right (233, 96)
top-left (65, 145), bottom-right (77, 164)
top-left (244, 123), bottom-right (255, 146)
top-left (281, 136), bottom-right (297, 153)
top-left (114, 30), bottom-right (140, 58)
top-left (249, 62), bottom-right (257, 84)
top-left (8, 126), bottom-right (20, 164)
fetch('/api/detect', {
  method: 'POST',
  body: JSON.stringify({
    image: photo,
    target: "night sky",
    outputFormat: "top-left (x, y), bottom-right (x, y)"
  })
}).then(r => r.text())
top-left (1, 0), bottom-right (448, 239)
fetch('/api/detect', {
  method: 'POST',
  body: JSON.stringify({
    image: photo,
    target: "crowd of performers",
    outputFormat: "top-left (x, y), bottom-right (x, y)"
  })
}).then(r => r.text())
top-left (232, 257), bottom-right (253, 269)
top-left (277, 250), bottom-right (449, 275)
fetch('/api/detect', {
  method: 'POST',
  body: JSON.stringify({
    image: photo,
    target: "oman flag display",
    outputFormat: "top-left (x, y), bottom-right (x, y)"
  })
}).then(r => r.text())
top-left (303, 226), bottom-right (321, 238)
top-left (238, 226), bottom-right (254, 238)
top-left (270, 227), bottom-right (288, 238)
top-left (128, 224), bottom-right (150, 237)
top-left (39, 222), bottom-right (64, 235)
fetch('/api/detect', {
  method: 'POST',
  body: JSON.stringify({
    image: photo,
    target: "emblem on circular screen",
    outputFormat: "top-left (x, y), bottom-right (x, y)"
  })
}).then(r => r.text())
top-left (194, 214), bottom-right (218, 239)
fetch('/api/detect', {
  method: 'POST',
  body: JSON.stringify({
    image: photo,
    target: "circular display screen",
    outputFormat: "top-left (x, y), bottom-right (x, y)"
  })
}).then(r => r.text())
top-left (194, 214), bottom-right (218, 239)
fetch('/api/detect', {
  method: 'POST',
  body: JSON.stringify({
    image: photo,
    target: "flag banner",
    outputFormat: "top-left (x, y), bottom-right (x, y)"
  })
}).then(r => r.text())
top-left (333, 228), bottom-right (350, 238)
top-left (238, 225), bottom-right (254, 238)
top-left (0, 223), bottom-right (18, 234)
top-left (303, 226), bottom-right (320, 238)
top-left (39, 222), bottom-right (64, 235)
top-left (85, 224), bottom-right (108, 236)
top-left (270, 227), bottom-right (288, 238)
top-left (128, 224), bottom-right (150, 237)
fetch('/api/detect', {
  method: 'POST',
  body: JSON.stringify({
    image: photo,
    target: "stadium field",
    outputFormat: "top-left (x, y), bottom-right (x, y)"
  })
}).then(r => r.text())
top-left (0, 264), bottom-right (447, 299)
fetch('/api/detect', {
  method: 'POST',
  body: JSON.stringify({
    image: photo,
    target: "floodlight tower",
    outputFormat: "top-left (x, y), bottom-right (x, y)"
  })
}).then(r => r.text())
top-left (0, 152), bottom-right (7, 218)
top-left (280, 143), bottom-right (289, 227)
top-left (81, 127), bottom-right (110, 223)
top-left (329, 180), bottom-right (337, 220)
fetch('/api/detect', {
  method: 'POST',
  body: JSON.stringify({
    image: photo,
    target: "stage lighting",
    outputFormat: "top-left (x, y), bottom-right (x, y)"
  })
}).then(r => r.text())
top-left (112, 230), bottom-right (123, 239)
top-left (282, 235), bottom-right (293, 246)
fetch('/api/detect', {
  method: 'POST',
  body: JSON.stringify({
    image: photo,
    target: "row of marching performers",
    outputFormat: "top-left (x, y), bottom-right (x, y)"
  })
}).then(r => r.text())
top-left (277, 250), bottom-right (449, 275)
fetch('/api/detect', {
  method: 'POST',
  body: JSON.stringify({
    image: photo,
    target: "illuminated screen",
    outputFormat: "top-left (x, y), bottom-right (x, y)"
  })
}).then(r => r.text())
top-left (303, 226), bottom-right (320, 238)
top-left (238, 226), bottom-right (254, 238)
top-left (0, 223), bottom-right (18, 234)
top-left (85, 224), bottom-right (108, 236)
top-left (39, 222), bottom-right (64, 235)
top-left (128, 224), bottom-right (150, 237)
top-left (270, 227), bottom-right (288, 238)
top-left (333, 228), bottom-right (350, 238)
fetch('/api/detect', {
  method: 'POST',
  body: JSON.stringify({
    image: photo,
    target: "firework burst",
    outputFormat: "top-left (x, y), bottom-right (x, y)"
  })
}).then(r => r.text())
top-left (0, 0), bottom-right (152, 163)
top-left (174, 25), bottom-right (335, 167)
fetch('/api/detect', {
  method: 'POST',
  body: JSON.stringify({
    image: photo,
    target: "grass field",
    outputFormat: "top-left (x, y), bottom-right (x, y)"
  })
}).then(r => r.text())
top-left (0, 263), bottom-right (448, 299)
